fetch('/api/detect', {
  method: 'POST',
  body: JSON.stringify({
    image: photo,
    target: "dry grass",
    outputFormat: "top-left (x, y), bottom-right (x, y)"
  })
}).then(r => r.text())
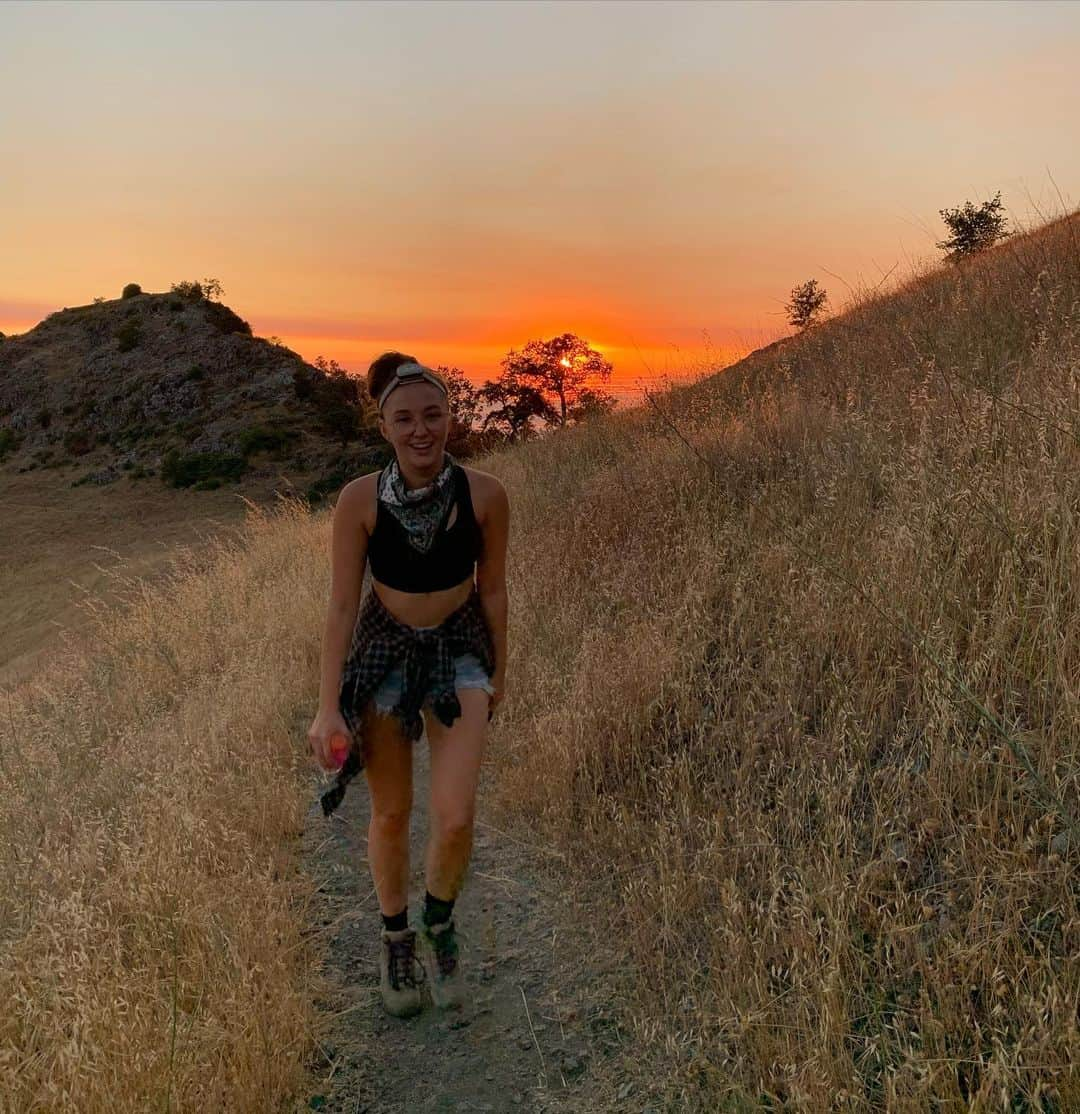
top-left (0, 496), bottom-right (329, 1112)
top-left (0, 467), bottom-right (295, 688)
top-left (3, 208), bottom-right (1079, 1110)
top-left (483, 209), bottom-right (1080, 1109)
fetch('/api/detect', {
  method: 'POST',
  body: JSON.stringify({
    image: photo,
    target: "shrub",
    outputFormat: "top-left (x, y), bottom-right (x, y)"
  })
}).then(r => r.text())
top-left (122, 283), bottom-right (142, 299)
top-left (160, 449), bottom-right (247, 488)
top-left (170, 280), bottom-right (205, 302)
top-left (786, 278), bottom-right (829, 330)
top-left (305, 464), bottom-right (352, 505)
top-left (170, 277), bottom-right (225, 303)
top-left (63, 429), bottom-right (95, 456)
top-left (116, 320), bottom-right (141, 352)
top-left (185, 365), bottom-right (206, 382)
top-left (238, 425), bottom-right (300, 458)
top-left (201, 300), bottom-right (251, 336)
top-left (937, 190), bottom-right (1010, 260)
top-left (297, 358), bottom-right (365, 443)
top-left (292, 366), bottom-right (315, 401)
top-left (0, 427), bottom-right (19, 459)
top-left (38, 407), bottom-right (52, 428)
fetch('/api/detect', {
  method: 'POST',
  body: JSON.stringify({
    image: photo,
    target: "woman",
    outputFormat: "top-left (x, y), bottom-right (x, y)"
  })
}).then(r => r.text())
top-left (307, 351), bottom-right (509, 1019)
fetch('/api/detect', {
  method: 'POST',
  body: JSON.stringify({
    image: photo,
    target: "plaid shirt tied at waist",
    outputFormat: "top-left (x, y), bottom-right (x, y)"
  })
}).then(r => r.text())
top-left (322, 586), bottom-right (495, 815)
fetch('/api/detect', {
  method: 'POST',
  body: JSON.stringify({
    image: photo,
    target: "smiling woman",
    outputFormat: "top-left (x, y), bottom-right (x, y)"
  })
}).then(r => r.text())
top-left (306, 349), bottom-right (510, 1022)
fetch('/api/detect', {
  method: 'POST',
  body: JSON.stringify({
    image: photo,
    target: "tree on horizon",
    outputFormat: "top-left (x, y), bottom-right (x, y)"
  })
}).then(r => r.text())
top-left (475, 376), bottom-right (558, 444)
top-left (495, 333), bottom-right (615, 427)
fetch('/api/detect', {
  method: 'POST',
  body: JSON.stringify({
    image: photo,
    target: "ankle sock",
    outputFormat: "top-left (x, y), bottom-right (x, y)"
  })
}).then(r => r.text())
top-left (422, 890), bottom-right (455, 927)
top-left (382, 907), bottom-right (408, 933)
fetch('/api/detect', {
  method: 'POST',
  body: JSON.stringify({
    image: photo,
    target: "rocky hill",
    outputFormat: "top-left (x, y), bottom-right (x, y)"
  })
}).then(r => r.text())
top-left (0, 285), bottom-right (384, 500)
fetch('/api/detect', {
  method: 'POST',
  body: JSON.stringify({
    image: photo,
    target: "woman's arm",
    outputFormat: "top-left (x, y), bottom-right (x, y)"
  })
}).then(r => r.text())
top-left (317, 477), bottom-right (370, 715)
top-left (475, 475), bottom-right (509, 693)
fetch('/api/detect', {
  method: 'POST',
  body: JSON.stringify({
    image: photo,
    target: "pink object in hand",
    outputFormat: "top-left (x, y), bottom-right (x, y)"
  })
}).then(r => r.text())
top-left (329, 732), bottom-right (350, 769)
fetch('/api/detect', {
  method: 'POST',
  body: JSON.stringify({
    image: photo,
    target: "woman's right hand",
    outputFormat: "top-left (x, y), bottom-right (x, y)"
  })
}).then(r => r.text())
top-left (307, 708), bottom-right (353, 773)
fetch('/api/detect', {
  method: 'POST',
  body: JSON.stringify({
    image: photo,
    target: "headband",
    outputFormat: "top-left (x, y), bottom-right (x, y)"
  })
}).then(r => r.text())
top-left (377, 362), bottom-right (448, 411)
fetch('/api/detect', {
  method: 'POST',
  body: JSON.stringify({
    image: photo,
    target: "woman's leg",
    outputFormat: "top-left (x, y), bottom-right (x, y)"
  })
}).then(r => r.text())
top-left (361, 701), bottom-right (414, 918)
top-left (423, 688), bottom-right (491, 901)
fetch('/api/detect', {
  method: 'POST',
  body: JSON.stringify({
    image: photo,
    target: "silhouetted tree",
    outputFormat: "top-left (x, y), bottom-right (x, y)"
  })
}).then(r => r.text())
top-left (937, 191), bottom-right (1009, 261)
top-left (433, 365), bottom-right (483, 437)
top-left (302, 355), bottom-right (365, 445)
top-left (566, 385), bottom-right (619, 423)
top-left (497, 333), bottom-right (614, 427)
top-left (122, 283), bottom-right (142, 299)
top-left (170, 277), bottom-right (226, 302)
top-left (785, 279), bottom-right (829, 331)
top-left (476, 376), bottom-right (558, 444)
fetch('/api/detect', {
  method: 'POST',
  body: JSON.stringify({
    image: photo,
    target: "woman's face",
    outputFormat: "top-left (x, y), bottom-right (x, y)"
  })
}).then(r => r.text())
top-left (377, 380), bottom-right (450, 470)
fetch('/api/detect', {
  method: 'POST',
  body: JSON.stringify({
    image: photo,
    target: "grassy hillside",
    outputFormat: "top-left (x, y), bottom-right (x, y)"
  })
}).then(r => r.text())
top-left (485, 209), bottom-right (1080, 1108)
top-left (2, 208), bottom-right (1077, 1110)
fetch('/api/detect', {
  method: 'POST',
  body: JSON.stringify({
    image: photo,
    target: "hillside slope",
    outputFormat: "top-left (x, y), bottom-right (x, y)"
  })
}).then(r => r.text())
top-left (0, 287), bottom-right (381, 490)
top-left (481, 208), bottom-right (1080, 1108)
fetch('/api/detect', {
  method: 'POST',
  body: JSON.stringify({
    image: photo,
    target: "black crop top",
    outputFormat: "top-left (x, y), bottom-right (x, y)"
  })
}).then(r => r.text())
top-left (367, 463), bottom-right (483, 592)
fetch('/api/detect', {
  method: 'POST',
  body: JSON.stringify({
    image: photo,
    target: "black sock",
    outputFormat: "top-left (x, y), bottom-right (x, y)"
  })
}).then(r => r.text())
top-left (422, 890), bottom-right (455, 927)
top-left (382, 907), bottom-right (408, 932)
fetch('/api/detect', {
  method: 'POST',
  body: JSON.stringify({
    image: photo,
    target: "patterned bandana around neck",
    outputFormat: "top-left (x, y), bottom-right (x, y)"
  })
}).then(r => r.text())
top-left (377, 450), bottom-right (457, 554)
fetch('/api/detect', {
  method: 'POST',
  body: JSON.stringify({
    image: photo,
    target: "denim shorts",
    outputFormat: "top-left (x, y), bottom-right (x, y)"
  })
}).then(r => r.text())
top-left (372, 651), bottom-right (495, 716)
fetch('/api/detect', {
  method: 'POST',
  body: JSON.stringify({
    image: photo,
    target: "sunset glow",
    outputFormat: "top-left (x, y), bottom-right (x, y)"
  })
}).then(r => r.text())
top-left (2, 0), bottom-right (1079, 404)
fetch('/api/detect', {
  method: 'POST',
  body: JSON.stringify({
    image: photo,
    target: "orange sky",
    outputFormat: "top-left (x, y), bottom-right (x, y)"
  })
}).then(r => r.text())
top-left (2, 1), bottom-right (1079, 405)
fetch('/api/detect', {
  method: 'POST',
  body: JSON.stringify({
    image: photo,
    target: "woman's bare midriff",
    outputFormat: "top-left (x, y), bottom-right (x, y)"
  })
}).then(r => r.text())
top-left (371, 574), bottom-right (475, 628)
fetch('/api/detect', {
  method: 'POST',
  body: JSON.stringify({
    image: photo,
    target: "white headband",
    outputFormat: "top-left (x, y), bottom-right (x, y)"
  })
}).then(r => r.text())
top-left (377, 362), bottom-right (448, 410)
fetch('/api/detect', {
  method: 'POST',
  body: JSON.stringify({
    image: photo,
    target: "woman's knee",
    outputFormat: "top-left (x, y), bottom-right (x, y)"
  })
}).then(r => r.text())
top-left (370, 805), bottom-right (411, 840)
top-left (430, 806), bottom-right (475, 842)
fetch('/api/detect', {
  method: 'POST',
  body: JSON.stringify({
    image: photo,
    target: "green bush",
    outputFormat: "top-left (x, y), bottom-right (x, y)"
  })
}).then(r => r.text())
top-left (305, 462), bottom-right (355, 505)
top-left (185, 364), bottom-right (205, 382)
top-left (160, 449), bottom-right (247, 488)
top-left (294, 361), bottom-right (365, 443)
top-left (116, 320), bottom-right (141, 352)
top-left (0, 427), bottom-right (20, 460)
top-left (121, 283), bottom-right (142, 299)
top-left (238, 425), bottom-right (300, 458)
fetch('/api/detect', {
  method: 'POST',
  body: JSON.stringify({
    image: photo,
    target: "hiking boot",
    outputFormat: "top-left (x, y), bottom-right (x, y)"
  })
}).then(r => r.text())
top-left (379, 926), bottom-right (426, 1018)
top-left (420, 917), bottom-right (465, 1009)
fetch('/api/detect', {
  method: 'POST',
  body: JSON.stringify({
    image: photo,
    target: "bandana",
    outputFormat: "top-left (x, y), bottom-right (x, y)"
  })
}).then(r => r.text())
top-left (377, 450), bottom-right (457, 554)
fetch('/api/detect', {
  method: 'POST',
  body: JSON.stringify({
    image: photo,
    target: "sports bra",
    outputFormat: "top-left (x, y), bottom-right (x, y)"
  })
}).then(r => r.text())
top-left (367, 462), bottom-right (483, 593)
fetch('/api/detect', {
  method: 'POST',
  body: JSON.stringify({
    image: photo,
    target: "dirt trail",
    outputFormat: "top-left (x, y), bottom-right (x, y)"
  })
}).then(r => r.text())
top-left (298, 728), bottom-right (623, 1113)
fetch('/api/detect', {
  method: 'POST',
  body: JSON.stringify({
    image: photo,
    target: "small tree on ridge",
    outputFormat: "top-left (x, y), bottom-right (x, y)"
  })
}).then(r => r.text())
top-left (786, 279), bottom-right (829, 331)
top-left (936, 191), bottom-right (1009, 261)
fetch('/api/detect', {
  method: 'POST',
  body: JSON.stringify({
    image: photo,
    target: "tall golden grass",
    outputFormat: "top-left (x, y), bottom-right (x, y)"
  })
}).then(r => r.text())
top-left (1, 503), bottom-right (328, 1111)
top-left (485, 210), bottom-right (1080, 1108)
